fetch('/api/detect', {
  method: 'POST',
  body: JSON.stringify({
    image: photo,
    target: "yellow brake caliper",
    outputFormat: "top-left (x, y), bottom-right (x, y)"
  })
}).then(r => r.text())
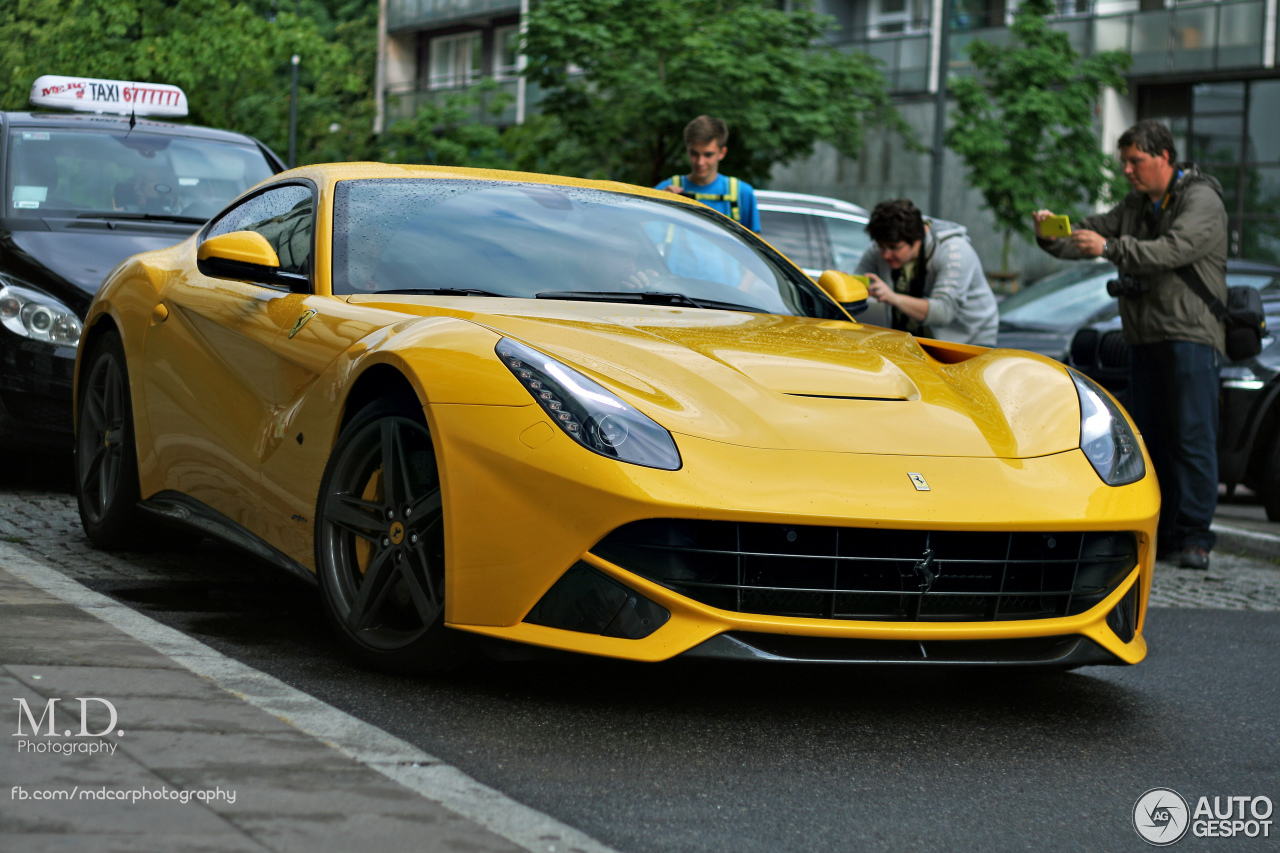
top-left (355, 466), bottom-right (384, 576)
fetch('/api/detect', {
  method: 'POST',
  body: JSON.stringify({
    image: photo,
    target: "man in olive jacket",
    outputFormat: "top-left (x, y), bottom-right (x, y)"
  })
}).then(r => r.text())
top-left (1034, 119), bottom-right (1227, 570)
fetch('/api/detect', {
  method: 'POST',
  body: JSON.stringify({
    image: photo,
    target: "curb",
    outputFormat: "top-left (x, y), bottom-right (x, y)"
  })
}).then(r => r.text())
top-left (1212, 522), bottom-right (1280, 561)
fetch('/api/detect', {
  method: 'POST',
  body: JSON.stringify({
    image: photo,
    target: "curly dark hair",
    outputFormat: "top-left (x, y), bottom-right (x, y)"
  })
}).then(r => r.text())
top-left (866, 199), bottom-right (925, 245)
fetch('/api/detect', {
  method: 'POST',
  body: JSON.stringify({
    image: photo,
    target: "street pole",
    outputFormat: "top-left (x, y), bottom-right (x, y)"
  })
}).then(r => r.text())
top-left (289, 54), bottom-right (300, 168)
top-left (928, 0), bottom-right (952, 218)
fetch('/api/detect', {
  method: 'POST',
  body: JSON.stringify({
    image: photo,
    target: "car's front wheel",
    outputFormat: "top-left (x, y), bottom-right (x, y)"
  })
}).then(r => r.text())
top-left (76, 330), bottom-right (145, 548)
top-left (315, 397), bottom-right (458, 672)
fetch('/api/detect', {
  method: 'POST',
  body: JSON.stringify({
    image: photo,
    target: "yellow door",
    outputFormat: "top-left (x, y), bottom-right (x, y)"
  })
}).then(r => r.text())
top-left (138, 182), bottom-right (317, 538)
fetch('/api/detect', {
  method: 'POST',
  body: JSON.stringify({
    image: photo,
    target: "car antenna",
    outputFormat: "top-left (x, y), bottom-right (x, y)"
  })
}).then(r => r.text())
top-left (126, 109), bottom-right (136, 136)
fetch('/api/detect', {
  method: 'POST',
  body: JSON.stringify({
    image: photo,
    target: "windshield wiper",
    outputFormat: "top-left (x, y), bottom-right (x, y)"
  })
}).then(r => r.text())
top-left (536, 290), bottom-right (760, 313)
top-left (372, 287), bottom-right (507, 297)
top-left (75, 212), bottom-right (207, 225)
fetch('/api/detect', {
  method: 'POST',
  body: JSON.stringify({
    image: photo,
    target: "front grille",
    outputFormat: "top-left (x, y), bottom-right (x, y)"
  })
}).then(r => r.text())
top-left (1070, 328), bottom-right (1100, 367)
top-left (592, 520), bottom-right (1138, 623)
top-left (1098, 330), bottom-right (1131, 371)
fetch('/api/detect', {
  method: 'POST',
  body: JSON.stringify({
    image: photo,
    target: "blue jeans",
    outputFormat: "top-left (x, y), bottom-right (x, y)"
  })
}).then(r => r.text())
top-left (1127, 341), bottom-right (1221, 551)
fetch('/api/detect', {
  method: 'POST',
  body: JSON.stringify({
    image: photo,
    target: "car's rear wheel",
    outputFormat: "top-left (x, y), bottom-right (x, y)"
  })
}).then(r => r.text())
top-left (76, 330), bottom-right (145, 549)
top-left (315, 397), bottom-right (459, 672)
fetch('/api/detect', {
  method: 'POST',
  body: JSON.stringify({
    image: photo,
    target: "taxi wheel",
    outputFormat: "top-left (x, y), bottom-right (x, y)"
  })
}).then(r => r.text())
top-left (76, 330), bottom-right (145, 549)
top-left (315, 397), bottom-right (461, 673)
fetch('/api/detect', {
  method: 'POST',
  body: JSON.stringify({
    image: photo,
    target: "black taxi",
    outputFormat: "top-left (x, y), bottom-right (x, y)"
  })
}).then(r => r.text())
top-left (1, 76), bottom-right (283, 450)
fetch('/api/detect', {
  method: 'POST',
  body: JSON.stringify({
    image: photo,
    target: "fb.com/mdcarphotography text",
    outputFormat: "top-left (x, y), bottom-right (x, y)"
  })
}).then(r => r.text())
top-left (9, 785), bottom-right (237, 805)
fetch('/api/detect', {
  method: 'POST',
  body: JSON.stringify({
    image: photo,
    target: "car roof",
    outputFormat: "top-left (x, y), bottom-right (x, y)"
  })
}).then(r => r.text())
top-left (1, 111), bottom-right (265, 146)
top-left (269, 163), bottom-right (732, 210)
top-left (755, 190), bottom-right (867, 217)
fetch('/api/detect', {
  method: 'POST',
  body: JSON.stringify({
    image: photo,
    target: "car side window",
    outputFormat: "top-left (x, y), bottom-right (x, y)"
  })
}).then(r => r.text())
top-left (758, 210), bottom-right (824, 271)
top-left (205, 185), bottom-right (314, 277)
top-left (824, 217), bottom-right (872, 273)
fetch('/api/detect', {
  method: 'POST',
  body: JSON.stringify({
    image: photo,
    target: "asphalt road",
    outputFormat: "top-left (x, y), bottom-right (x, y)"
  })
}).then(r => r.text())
top-left (3, 453), bottom-right (1278, 852)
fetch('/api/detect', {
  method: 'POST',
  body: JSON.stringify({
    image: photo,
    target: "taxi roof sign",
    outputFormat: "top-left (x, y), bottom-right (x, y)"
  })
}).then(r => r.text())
top-left (29, 75), bottom-right (188, 119)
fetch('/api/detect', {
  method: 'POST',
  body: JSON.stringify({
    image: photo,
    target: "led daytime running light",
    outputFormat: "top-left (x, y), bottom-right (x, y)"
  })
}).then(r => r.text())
top-left (1071, 370), bottom-right (1144, 486)
top-left (496, 338), bottom-right (681, 470)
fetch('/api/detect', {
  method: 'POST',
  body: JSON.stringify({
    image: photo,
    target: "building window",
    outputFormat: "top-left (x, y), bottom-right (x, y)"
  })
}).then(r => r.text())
top-left (429, 32), bottom-right (482, 90)
top-left (495, 26), bottom-right (520, 79)
top-left (870, 0), bottom-right (928, 35)
top-left (1140, 80), bottom-right (1280, 262)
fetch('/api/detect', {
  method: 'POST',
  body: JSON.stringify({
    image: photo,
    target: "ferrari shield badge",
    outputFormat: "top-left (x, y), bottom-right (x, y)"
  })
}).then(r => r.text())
top-left (908, 472), bottom-right (930, 491)
top-left (288, 308), bottom-right (317, 339)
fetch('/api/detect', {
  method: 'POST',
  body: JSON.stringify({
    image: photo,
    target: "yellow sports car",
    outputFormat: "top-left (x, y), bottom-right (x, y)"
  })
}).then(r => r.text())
top-left (74, 163), bottom-right (1159, 671)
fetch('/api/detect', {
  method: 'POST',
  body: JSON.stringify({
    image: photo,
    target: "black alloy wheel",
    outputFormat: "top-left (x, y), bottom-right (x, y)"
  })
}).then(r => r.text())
top-left (76, 331), bottom-right (145, 548)
top-left (315, 398), bottom-right (458, 672)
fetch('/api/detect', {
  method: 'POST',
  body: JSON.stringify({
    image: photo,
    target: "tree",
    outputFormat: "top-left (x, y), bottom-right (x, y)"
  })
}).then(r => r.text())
top-left (945, 0), bottom-right (1130, 271)
top-left (523, 0), bottom-right (911, 187)
top-left (0, 0), bottom-right (377, 165)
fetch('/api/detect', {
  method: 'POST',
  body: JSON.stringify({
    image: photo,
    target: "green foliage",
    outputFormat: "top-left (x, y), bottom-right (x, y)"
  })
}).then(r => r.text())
top-left (381, 81), bottom-right (516, 169)
top-left (524, 0), bottom-right (911, 187)
top-left (945, 0), bottom-right (1130, 270)
top-left (0, 0), bottom-right (377, 164)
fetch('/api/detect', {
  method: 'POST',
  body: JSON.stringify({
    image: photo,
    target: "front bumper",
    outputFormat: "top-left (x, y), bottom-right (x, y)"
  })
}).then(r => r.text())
top-left (429, 404), bottom-right (1159, 666)
top-left (0, 330), bottom-right (75, 449)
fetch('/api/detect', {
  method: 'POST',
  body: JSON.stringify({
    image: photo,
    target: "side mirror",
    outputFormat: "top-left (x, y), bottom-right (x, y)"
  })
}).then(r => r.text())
top-left (817, 270), bottom-right (869, 315)
top-left (196, 231), bottom-right (309, 293)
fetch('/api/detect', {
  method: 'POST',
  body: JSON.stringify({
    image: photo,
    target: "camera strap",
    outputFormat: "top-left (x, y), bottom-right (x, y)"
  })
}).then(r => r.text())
top-left (1173, 265), bottom-right (1229, 322)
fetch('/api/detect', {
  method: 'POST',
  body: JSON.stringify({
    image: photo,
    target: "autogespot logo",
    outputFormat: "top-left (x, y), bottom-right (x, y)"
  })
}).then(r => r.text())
top-left (1134, 788), bottom-right (1191, 846)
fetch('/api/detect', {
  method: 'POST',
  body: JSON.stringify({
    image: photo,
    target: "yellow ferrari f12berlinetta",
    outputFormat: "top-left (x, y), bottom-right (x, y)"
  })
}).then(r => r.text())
top-left (75, 163), bottom-right (1159, 672)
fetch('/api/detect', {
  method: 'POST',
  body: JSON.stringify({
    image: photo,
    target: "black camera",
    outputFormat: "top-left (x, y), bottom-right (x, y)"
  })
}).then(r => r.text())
top-left (1106, 273), bottom-right (1151, 298)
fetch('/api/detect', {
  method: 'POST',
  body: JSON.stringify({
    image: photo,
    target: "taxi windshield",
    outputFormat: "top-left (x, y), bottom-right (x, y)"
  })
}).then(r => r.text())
top-left (5, 128), bottom-right (274, 221)
top-left (331, 178), bottom-right (843, 319)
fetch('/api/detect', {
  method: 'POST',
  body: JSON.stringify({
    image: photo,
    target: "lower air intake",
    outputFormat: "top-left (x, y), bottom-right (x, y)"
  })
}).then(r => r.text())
top-left (592, 520), bottom-right (1138, 623)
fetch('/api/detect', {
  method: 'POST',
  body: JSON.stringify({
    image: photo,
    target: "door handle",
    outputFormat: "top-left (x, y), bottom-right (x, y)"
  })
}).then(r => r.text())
top-left (151, 303), bottom-right (169, 324)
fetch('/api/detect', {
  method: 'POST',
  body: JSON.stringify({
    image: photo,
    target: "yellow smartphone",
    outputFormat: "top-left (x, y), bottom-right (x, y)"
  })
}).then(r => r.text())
top-left (1040, 215), bottom-right (1072, 238)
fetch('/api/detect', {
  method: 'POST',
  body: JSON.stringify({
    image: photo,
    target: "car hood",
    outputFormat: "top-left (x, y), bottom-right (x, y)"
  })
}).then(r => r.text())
top-left (8, 228), bottom-right (189, 296)
top-left (351, 296), bottom-right (1083, 459)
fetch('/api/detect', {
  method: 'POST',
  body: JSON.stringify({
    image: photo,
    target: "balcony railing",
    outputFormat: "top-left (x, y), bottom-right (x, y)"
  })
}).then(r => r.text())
top-left (387, 0), bottom-right (520, 31)
top-left (384, 78), bottom-right (544, 126)
top-left (830, 0), bottom-right (1270, 93)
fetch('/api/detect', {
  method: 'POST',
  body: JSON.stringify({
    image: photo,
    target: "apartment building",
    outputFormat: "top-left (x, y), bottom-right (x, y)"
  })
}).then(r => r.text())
top-left (377, 0), bottom-right (1280, 274)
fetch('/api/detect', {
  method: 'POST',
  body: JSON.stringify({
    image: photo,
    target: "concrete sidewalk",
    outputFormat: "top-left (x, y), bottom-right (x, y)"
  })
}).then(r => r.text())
top-left (0, 551), bottom-right (611, 853)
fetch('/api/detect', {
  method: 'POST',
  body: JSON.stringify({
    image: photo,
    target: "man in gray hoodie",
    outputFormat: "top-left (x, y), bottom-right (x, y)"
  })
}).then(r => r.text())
top-left (854, 199), bottom-right (998, 346)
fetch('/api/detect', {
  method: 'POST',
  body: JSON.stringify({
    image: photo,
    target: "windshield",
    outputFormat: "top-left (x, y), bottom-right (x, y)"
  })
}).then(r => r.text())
top-left (998, 263), bottom-right (1118, 329)
top-left (332, 179), bottom-right (844, 319)
top-left (6, 128), bottom-right (275, 221)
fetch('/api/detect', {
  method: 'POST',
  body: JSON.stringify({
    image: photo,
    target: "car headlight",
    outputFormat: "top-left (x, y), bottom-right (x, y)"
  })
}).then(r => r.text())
top-left (496, 337), bottom-right (682, 470)
top-left (0, 282), bottom-right (82, 346)
top-left (1070, 370), bottom-right (1144, 486)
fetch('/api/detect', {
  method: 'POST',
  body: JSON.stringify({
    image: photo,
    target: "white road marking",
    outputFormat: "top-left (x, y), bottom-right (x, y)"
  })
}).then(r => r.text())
top-left (0, 541), bottom-right (618, 853)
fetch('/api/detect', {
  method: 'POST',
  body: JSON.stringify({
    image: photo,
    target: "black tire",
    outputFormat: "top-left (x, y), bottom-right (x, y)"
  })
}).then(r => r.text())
top-left (76, 330), bottom-right (146, 549)
top-left (315, 397), bottom-right (461, 673)
top-left (1265, 434), bottom-right (1280, 522)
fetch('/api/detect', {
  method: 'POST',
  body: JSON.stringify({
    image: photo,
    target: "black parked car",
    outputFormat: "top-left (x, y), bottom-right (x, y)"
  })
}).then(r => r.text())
top-left (997, 258), bottom-right (1280, 361)
top-left (0, 109), bottom-right (283, 449)
top-left (1068, 280), bottom-right (1280, 520)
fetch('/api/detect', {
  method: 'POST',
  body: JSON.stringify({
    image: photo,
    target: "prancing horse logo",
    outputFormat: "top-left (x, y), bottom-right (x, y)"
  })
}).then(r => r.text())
top-left (288, 308), bottom-right (317, 339)
top-left (913, 548), bottom-right (939, 592)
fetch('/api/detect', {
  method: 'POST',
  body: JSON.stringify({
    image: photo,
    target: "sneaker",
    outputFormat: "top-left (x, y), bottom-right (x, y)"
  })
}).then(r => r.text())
top-left (1177, 546), bottom-right (1210, 570)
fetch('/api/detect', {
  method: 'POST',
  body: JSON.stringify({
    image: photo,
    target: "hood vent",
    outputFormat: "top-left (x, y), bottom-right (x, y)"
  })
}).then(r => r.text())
top-left (784, 392), bottom-right (908, 402)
